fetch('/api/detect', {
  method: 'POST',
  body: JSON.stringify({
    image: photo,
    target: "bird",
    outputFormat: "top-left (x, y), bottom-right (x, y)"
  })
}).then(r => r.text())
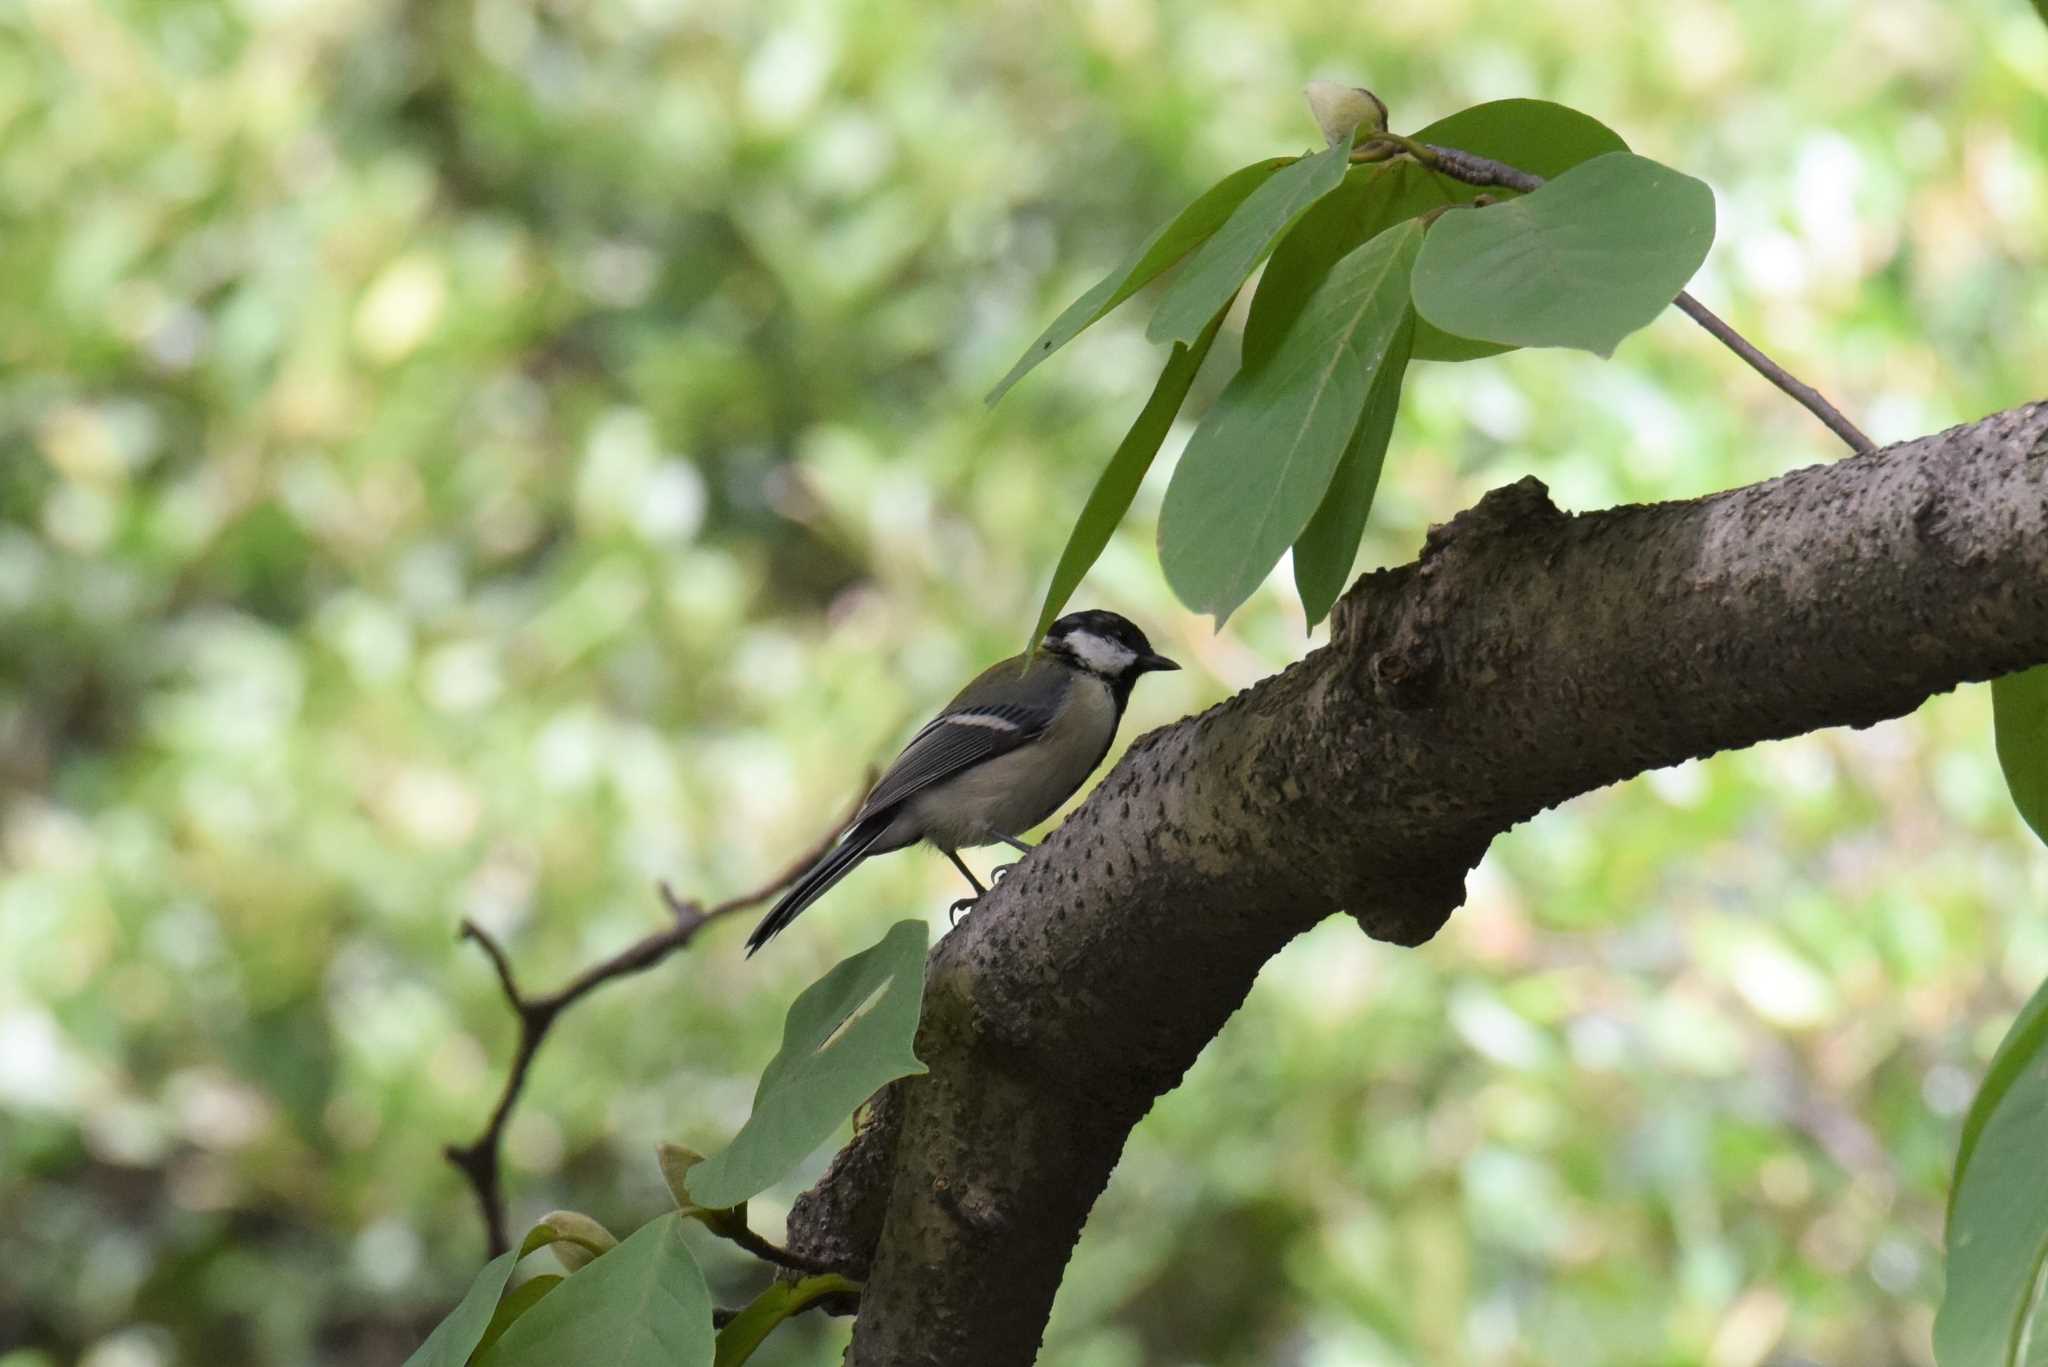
top-left (744, 609), bottom-right (1179, 954)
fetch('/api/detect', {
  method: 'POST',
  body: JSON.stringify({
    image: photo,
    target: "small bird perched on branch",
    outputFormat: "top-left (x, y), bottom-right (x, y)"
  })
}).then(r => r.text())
top-left (745, 609), bottom-right (1179, 954)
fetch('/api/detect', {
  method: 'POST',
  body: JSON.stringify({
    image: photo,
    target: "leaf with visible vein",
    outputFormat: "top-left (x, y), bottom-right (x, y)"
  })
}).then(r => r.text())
top-left (1146, 132), bottom-right (1363, 347)
top-left (1158, 219), bottom-right (1424, 623)
top-left (467, 1277), bottom-right (560, 1364)
top-left (479, 1213), bottom-right (713, 1367)
top-left (986, 158), bottom-right (1291, 404)
top-left (1410, 151), bottom-right (1714, 357)
top-left (687, 920), bottom-right (927, 1209)
top-left (1292, 310), bottom-right (1413, 628)
top-left (1026, 306), bottom-right (1228, 650)
top-left (402, 1250), bottom-right (519, 1367)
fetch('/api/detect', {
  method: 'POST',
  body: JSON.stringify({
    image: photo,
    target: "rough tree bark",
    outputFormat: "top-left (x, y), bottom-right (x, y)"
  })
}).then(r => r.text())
top-left (780, 400), bottom-right (2048, 1365)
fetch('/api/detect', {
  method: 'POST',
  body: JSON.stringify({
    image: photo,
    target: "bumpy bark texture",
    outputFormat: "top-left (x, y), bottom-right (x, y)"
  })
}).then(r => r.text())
top-left (781, 401), bottom-right (2048, 1365)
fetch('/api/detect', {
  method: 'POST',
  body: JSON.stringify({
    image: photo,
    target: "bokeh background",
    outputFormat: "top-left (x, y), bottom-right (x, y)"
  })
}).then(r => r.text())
top-left (3, 0), bottom-right (2046, 1363)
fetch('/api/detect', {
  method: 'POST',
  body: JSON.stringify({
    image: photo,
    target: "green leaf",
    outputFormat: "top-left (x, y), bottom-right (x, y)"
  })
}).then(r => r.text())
top-left (687, 920), bottom-right (929, 1209)
top-left (468, 1276), bottom-right (561, 1364)
top-left (1937, 972), bottom-right (2048, 1367)
top-left (518, 1210), bottom-right (620, 1273)
top-left (1403, 99), bottom-right (1632, 362)
top-left (1292, 310), bottom-right (1413, 628)
top-left (1994, 666), bottom-right (2048, 845)
top-left (480, 1213), bottom-right (713, 1367)
top-left (1410, 151), bottom-right (1715, 358)
top-left (1026, 306), bottom-right (1229, 650)
top-left (1411, 98), bottom-right (1632, 184)
top-left (1158, 219), bottom-right (1423, 624)
top-left (1242, 165), bottom-right (1422, 370)
top-left (656, 1143), bottom-right (751, 1239)
top-left (985, 157), bottom-right (1292, 404)
top-left (402, 1250), bottom-right (519, 1367)
top-left (712, 1274), bottom-right (862, 1367)
top-left (1147, 135), bottom-right (1362, 348)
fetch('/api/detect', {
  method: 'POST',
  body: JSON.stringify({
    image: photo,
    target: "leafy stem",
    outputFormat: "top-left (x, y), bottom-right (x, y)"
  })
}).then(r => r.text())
top-left (1388, 136), bottom-right (1874, 453)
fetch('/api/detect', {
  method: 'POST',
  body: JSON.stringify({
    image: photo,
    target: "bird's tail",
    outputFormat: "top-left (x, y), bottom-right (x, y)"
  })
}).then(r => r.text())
top-left (745, 814), bottom-right (893, 956)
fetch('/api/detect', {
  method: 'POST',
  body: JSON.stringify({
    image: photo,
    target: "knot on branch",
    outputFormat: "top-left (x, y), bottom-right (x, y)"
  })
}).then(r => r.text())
top-left (1344, 842), bottom-right (1484, 946)
top-left (1371, 628), bottom-right (1440, 709)
top-left (1423, 476), bottom-right (1563, 563)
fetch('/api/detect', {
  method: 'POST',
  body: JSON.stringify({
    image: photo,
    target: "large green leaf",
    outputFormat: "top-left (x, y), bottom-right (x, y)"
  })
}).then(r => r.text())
top-left (468, 1276), bottom-right (561, 1364)
top-left (1994, 666), bottom-right (2048, 845)
top-left (712, 1274), bottom-right (863, 1367)
top-left (1147, 133), bottom-right (1362, 347)
top-left (1937, 972), bottom-right (2048, 1367)
top-left (1411, 151), bottom-right (1714, 358)
top-left (1403, 99), bottom-right (1632, 362)
top-left (1292, 310), bottom-right (1413, 628)
top-left (480, 1213), bottom-right (713, 1367)
top-left (1026, 306), bottom-right (1229, 650)
top-left (1158, 219), bottom-right (1423, 623)
top-left (688, 919), bottom-right (928, 1208)
top-left (1241, 165), bottom-right (1422, 370)
top-left (986, 157), bottom-right (1292, 404)
top-left (402, 1250), bottom-right (519, 1367)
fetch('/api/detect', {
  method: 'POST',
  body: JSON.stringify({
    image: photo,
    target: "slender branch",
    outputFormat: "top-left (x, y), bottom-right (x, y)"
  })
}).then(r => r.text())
top-left (444, 780), bottom-right (872, 1256)
top-left (720, 1222), bottom-right (843, 1276)
top-left (1670, 293), bottom-right (1876, 453)
top-left (1371, 137), bottom-right (1877, 455)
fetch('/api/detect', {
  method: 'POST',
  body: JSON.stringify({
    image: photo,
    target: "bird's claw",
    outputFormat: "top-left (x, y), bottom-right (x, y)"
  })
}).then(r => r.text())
top-left (992, 862), bottom-right (1016, 883)
top-left (949, 895), bottom-right (980, 926)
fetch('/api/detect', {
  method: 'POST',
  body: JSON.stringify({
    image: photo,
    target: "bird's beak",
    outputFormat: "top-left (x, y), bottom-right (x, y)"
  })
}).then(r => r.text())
top-left (1138, 652), bottom-right (1180, 673)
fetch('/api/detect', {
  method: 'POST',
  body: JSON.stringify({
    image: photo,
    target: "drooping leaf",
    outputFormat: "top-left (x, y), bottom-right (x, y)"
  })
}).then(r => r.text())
top-left (401, 1250), bottom-right (519, 1367)
top-left (1994, 666), bottom-right (2048, 845)
top-left (985, 158), bottom-right (1292, 404)
top-left (480, 1213), bottom-right (713, 1367)
top-left (1158, 219), bottom-right (1423, 623)
top-left (1402, 100), bottom-right (1633, 361)
top-left (1241, 165), bottom-right (1422, 370)
top-left (468, 1276), bottom-right (561, 1364)
top-left (1936, 971), bottom-right (2048, 1367)
top-left (1292, 310), bottom-right (1414, 628)
top-left (518, 1210), bottom-right (619, 1273)
top-left (1410, 151), bottom-right (1714, 358)
top-left (1026, 307), bottom-right (1229, 650)
top-left (1147, 132), bottom-right (1363, 347)
top-left (687, 920), bottom-right (929, 1209)
top-left (712, 1274), bottom-right (863, 1367)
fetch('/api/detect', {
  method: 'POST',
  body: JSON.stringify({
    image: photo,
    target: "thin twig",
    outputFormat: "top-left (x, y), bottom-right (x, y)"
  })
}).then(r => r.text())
top-left (1367, 138), bottom-right (1877, 455)
top-left (722, 1222), bottom-right (843, 1276)
top-left (445, 780), bottom-right (873, 1256)
top-left (1668, 294), bottom-right (1875, 453)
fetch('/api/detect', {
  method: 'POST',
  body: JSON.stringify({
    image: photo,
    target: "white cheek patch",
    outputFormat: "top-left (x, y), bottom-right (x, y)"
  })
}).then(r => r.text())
top-left (1061, 630), bottom-right (1138, 676)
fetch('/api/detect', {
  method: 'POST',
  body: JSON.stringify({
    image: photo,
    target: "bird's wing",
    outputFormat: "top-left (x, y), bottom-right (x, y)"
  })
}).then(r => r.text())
top-left (855, 696), bottom-right (1055, 820)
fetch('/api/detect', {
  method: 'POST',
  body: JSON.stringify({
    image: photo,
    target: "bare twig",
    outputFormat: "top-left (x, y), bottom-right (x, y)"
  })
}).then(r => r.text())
top-left (721, 1222), bottom-right (843, 1276)
top-left (1363, 137), bottom-right (1877, 455)
top-left (445, 781), bottom-right (872, 1256)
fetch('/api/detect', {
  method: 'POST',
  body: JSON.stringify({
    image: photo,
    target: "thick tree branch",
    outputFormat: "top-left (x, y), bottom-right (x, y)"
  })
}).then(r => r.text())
top-left (784, 401), bottom-right (2048, 1364)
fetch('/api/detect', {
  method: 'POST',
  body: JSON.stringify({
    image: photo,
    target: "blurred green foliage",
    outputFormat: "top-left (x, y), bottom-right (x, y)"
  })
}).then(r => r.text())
top-left (0, 0), bottom-right (2044, 1364)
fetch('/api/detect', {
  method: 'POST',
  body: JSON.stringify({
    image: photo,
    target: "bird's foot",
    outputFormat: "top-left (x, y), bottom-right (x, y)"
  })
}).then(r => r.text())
top-left (992, 862), bottom-right (1017, 883)
top-left (949, 895), bottom-right (980, 926)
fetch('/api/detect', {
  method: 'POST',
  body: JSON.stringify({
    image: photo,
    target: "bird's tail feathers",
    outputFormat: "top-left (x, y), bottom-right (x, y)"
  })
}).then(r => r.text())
top-left (744, 814), bottom-right (891, 955)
